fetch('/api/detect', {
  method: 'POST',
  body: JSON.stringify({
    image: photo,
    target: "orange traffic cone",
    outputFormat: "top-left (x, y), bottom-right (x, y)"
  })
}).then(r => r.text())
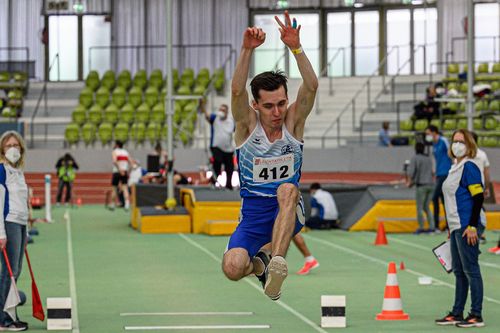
top-left (376, 262), bottom-right (409, 320)
top-left (374, 222), bottom-right (388, 245)
top-left (400, 261), bottom-right (405, 270)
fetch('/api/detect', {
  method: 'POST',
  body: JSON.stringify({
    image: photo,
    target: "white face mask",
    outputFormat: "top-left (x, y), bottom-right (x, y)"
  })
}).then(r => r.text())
top-left (425, 134), bottom-right (434, 143)
top-left (451, 142), bottom-right (466, 158)
top-left (5, 147), bottom-right (21, 164)
top-left (216, 111), bottom-right (226, 119)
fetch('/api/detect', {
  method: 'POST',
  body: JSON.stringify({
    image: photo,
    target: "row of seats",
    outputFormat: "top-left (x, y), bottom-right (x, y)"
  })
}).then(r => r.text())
top-left (401, 115), bottom-right (499, 132)
top-left (0, 72), bottom-right (28, 91)
top-left (446, 62), bottom-right (500, 77)
top-left (444, 81), bottom-right (500, 94)
top-left (1, 89), bottom-right (24, 118)
top-left (395, 130), bottom-right (500, 148)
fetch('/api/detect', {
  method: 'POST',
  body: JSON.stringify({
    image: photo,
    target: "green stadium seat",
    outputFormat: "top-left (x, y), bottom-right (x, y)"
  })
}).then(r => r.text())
top-left (136, 103), bottom-right (151, 123)
top-left (442, 119), bottom-right (456, 131)
top-left (474, 100), bottom-right (488, 112)
top-left (104, 104), bottom-right (119, 124)
top-left (181, 68), bottom-right (195, 88)
top-left (462, 64), bottom-right (468, 73)
top-left (177, 85), bottom-right (191, 95)
top-left (481, 136), bottom-right (497, 147)
top-left (193, 84), bottom-right (206, 95)
top-left (144, 86), bottom-right (159, 107)
top-left (400, 119), bottom-right (413, 131)
top-left (456, 118), bottom-right (467, 129)
top-left (414, 119), bottom-right (428, 131)
top-left (112, 86), bottom-right (127, 108)
top-left (128, 86), bottom-right (143, 108)
top-left (0, 72), bottom-right (9, 82)
top-left (447, 63), bottom-right (459, 74)
top-left (98, 122), bottom-right (113, 145)
top-left (146, 122), bottom-right (161, 144)
top-left (430, 119), bottom-right (440, 129)
top-left (95, 86), bottom-right (110, 108)
top-left (459, 82), bottom-right (468, 94)
top-left (88, 104), bottom-right (103, 125)
top-left (101, 70), bottom-right (116, 90)
top-left (114, 122), bottom-right (130, 143)
top-left (119, 103), bottom-right (135, 124)
top-left (491, 82), bottom-right (499, 91)
top-left (65, 123), bottom-right (80, 145)
top-left (133, 70), bottom-right (148, 90)
top-left (473, 118), bottom-right (482, 130)
top-left (85, 71), bottom-right (100, 91)
top-left (477, 63), bottom-right (489, 74)
top-left (492, 63), bottom-right (500, 73)
top-left (1, 107), bottom-right (17, 118)
top-left (489, 100), bottom-right (499, 112)
top-left (81, 122), bottom-right (97, 145)
top-left (79, 87), bottom-right (94, 108)
top-left (71, 105), bottom-right (87, 126)
top-left (130, 122), bottom-right (146, 144)
top-left (484, 117), bottom-right (497, 130)
top-left (151, 103), bottom-right (165, 124)
top-left (117, 70), bottom-right (132, 90)
top-left (149, 69), bottom-right (164, 89)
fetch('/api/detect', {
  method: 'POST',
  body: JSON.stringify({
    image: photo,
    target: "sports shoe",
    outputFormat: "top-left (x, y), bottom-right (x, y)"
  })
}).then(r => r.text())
top-left (0, 320), bottom-right (28, 331)
top-left (455, 313), bottom-right (485, 328)
top-left (253, 250), bottom-right (271, 288)
top-left (297, 259), bottom-right (319, 275)
top-left (435, 312), bottom-right (464, 326)
top-left (264, 256), bottom-right (287, 301)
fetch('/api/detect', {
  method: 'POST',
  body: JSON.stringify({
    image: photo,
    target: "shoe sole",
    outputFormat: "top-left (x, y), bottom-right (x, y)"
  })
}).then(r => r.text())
top-left (456, 322), bottom-right (485, 328)
top-left (436, 321), bottom-right (461, 326)
top-left (264, 257), bottom-right (287, 301)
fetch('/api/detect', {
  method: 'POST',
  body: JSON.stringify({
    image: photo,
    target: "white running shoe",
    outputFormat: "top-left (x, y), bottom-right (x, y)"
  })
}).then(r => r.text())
top-left (264, 256), bottom-right (287, 301)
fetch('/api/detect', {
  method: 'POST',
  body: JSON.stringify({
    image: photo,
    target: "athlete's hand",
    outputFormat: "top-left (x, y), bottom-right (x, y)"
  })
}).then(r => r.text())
top-left (275, 11), bottom-right (301, 50)
top-left (0, 238), bottom-right (7, 251)
top-left (243, 27), bottom-right (266, 50)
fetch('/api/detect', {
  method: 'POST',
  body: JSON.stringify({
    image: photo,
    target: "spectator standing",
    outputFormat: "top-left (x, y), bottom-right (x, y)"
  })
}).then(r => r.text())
top-left (406, 142), bottom-right (435, 233)
top-left (201, 100), bottom-right (235, 189)
top-left (425, 125), bottom-right (452, 230)
top-left (436, 129), bottom-right (485, 328)
top-left (306, 183), bottom-right (339, 230)
top-left (109, 141), bottom-right (130, 210)
top-left (378, 121), bottom-right (392, 147)
top-left (55, 153), bottom-right (79, 206)
top-left (0, 131), bottom-right (30, 331)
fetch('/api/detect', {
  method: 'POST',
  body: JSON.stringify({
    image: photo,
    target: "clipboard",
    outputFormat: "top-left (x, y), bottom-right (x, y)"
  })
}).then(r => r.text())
top-left (432, 240), bottom-right (453, 274)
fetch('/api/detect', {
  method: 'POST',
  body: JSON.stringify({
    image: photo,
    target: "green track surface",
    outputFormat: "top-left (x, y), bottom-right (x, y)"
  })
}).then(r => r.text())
top-left (17, 206), bottom-right (500, 332)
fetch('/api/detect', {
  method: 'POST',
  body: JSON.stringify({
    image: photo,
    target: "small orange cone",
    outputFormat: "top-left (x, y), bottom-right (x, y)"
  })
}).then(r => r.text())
top-left (400, 261), bottom-right (405, 270)
top-left (374, 222), bottom-right (388, 245)
top-left (376, 262), bottom-right (409, 320)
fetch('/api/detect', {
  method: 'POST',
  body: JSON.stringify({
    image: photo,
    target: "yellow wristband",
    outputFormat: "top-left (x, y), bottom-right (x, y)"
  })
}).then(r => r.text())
top-left (291, 46), bottom-right (303, 55)
top-left (467, 226), bottom-right (477, 231)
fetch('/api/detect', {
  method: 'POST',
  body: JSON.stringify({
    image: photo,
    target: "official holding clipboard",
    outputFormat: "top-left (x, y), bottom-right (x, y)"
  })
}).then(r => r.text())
top-left (434, 129), bottom-right (486, 328)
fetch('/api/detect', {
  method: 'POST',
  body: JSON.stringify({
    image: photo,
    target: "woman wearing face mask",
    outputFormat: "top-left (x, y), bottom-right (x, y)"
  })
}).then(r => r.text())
top-left (436, 129), bottom-right (485, 328)
top-left (0, 131), bottom-right (29, 331)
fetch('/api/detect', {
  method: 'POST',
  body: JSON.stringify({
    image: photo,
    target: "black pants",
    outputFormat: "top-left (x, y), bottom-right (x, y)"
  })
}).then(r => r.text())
top-left (305, 216), bottom-right (338, 230)
top-left (210, 147), bottom-right (234, 190)
top-left (56, 179), bottom-right (72, 203)
top-left (433, 175), bottom-right (447, 230)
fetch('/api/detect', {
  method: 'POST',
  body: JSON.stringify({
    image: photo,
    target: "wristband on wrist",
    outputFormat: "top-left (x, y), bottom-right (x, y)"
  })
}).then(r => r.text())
top-left (467, 225), bottom-right (477, 231)
top-left (291, 46), bottom-right (303, 55)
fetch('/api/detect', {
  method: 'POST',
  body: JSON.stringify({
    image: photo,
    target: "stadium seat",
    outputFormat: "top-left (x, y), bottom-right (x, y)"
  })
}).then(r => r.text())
top-left (98, 122), bottom-right (113, 145)
top-left (88, 104), bottom-right (103, 125)
top-left (114, 122), bottom-right (130, 143)
top-left (119, 103), bottom-right (135, 124)
top-left (136, 103), bottom-right (151, 123)
top-left (456, 118), bottom-right (467, 129)
top-left (128, 86), bottom-right (143, 108)
top-left (151, 103), bottom-right (165, 124)
top-left (71, 105), bottom-right (87, 125)
top-left (474, 100), bottom-right (488, 112)
top-left (462, 64), bottom-right (468, 73)
top-left (65, 123), bottom-right (80, 145)
top-left (430, 119), bottom-right (440, 129)
top-left (85, 71), bottom-right (100, 91)
top-left (130, 122), bottom-right (146, 144)
top-left (447, 63), bottom-right (459, 75)
top-left (104, 104), bottom-right (119, 124)
top-left (414, 119), bottom-right (428, 131)
top-left (1, 107), bottom-right (17, 118)
top-left (442, 118), bottom-right (456, 131)
top-left (149, 69), bottom-right (164, 89)
top-left (117, 70), bottom-right (132, 90)
top-left (193, 84), bottom-right (206, 95)
top-left (95, 86), bottom-right (110, 108)
top-left (79, 87), bottom-right (94, 108)
top-left (133, 70), bottom-right (148, 90)
top-left (484, 117), bottom-right (497, 130)
top-left (491, 81), bottom-right (499, 91)
top-left (489, 100), bottom-right (499, 112)
top-left (146, 122), bottom-right (161, 144)
top-left (101, 70), bottom-right (116, 90)
top-left (0, 72), bottom-right (9, 82)
top-left (473, 118), bottom-right (482, 130)
top-left (81, 122), bottom-right (97, 146)
top-left (399, 119), bottom-right (413, 131)
top-left (181, 68), bottom-right (195, 88)
top-left (477, 63), bottom-right (489, 74)
top-left (144, 86), bottom-right (159, 107)
top-left (112, 86), bottom-right (127, 108)
top-left (481, 136), bottom-right (497, 147)
top-left (459, 82), bottom-right (468, 93)
top-left (177, 85), bottom-right (191, 95)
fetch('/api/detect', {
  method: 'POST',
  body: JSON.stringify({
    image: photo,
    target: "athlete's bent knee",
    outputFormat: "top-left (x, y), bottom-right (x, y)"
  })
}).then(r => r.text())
top-left (222, 255), bottom-right (246, 281)
top-left (277, 183), bottom-right (299, 204)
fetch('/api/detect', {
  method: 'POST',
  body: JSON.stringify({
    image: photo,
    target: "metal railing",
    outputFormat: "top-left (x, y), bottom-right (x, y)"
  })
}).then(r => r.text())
top-left (30, 53), bottom-right (59, 148)
top-left (447, 35), bottom-right (500, 64)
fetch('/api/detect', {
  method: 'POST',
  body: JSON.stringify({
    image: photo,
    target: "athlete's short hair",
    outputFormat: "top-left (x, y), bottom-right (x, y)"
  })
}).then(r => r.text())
top-left (250, 70), bottom-right (288, 102)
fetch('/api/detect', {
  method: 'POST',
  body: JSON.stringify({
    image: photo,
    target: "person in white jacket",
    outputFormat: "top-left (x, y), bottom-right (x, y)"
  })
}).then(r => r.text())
top-left (0, 131), bottom-right (30, 331)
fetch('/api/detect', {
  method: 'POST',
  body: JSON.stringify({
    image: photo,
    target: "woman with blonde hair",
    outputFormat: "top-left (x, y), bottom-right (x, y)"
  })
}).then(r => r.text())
top-left (436, 129), bottom-right (485, 328)
top-left (0, 131), bottom-right (29, 331)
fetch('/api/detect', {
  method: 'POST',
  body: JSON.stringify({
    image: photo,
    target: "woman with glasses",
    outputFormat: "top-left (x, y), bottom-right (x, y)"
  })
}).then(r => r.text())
top-left (435, 129), bottom-right (485, 328)
top-left (0, 131), bottom-right (29, 331)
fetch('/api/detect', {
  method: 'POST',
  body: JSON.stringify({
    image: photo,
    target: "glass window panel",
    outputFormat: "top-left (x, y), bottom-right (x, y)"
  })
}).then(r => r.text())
top-left (475, 3), bottom-right (500, 65)
top-left (414, 8), bottom-right (437, 74)
top-left (253, 14), bottom-right (285, 75)
top-left (387, 10), bottom-right (410, 75)
top-left (49, 16), bottom-right (78, 81)
top-left (327, 12), bottom-right (351, 76)
top-left (354, 11), bottom-right (379, 76)
top-left (83, 16), bottom-right (111, 78)
top-left (289, 13), bottom-right (319, 78)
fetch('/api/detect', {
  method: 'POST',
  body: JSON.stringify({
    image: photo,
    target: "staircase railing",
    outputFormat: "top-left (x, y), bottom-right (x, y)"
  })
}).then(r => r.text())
top-left (30, 53), bottom-right (59, 148)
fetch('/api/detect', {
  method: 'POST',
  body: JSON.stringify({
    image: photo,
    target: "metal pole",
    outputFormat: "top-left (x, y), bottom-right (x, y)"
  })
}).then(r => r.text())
top-left (165, 0), bottom-right (175, 208)
top-left (466, 0), bottom-right (475, 131)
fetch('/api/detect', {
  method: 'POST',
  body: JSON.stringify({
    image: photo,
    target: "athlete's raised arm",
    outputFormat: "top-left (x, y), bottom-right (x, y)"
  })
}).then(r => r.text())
top-left (275, 11), bottom-right (318, 138)
top-left (231, 27), bottom-right (265, 145)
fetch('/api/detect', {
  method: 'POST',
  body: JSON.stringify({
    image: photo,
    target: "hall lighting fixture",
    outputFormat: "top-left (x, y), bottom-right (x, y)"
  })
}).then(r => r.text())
top-left (276, 0), bottom-right (289, 9)
top-left (353, 2), bottom-right (364, 8)
top-left (411, 0), bottom-right (424, 4)
top-left (73, 0), bottom-right (84, 13)
top-left (344, 0), bottom-right (355, 6)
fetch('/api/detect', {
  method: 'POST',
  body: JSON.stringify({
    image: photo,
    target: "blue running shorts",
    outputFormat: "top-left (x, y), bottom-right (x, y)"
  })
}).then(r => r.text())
top-left (227, 195), bottom-right (305, 257)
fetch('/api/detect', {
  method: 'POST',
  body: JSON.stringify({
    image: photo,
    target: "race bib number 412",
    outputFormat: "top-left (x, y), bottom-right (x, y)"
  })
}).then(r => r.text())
top-left (253, 154), bottom-right (294, 183)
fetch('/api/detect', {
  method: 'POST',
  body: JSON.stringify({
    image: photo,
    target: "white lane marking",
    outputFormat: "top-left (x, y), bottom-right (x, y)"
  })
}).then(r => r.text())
top-left (64, 209), bottom-right (80, 333)
top-left (120, 312), bottom-right (254, 316)
top-left (179, 234), bottom-right (328, 333)
top-left (124, 325), bottom-right (270, 330)
top-left (304, 234), bottom-right (500, 305)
